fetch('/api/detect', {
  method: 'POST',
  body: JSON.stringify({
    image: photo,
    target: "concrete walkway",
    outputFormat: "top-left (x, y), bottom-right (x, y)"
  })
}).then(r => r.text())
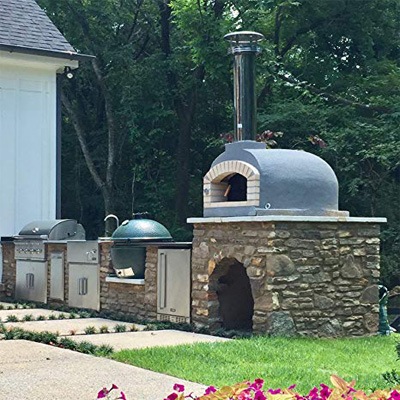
top-left (0, 340), bottom-right (206, 399)
top-left (0, 303), bottom-right (230, 399)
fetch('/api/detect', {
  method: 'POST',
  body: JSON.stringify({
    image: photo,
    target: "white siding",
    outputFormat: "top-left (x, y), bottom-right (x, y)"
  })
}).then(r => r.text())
top-left (0, 63), bottom-right (57, 236)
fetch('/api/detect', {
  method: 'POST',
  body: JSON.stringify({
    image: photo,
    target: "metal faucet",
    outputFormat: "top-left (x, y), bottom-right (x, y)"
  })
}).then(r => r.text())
top-left (104, 214), bottom-right (120, 237)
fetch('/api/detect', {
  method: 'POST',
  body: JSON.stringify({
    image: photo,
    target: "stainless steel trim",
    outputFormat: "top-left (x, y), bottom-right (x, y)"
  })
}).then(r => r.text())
top-left (159, 252), bottom-right (166, 309)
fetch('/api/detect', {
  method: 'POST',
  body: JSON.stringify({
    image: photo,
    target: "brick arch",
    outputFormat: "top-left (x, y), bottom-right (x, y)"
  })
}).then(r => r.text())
top-left (203, 161), bottom-right (260, 208)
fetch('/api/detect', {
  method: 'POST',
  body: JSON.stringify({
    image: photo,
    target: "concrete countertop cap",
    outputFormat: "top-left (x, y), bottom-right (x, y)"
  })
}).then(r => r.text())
top-left (187, 215), bottom-right (387, 224)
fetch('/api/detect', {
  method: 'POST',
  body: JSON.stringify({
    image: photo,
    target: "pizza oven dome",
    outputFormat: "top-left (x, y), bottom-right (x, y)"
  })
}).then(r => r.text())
top-left (203, 141), bottom-right (348, 218)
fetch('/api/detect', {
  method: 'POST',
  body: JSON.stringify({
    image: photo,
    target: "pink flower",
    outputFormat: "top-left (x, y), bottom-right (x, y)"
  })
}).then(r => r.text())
top-left (173, 384), bottom-right (185, 393)
top-left (117, 392), bottom-right (127, 400)
top-left (268, 388), bottom-right (282, 395)
top-left (288, 384), bottom-right (297, 390)
top-left (97, 388), bottom-right (108, 399)
top-left (320, 383), bottom-right (332, 399)
top-left (204, 386), bottom-right (217, 395)
top-left (254, 390), bottom-right (267, 400)
top-left (165, 394), bottom-right (178, 400)
top-left (307, 387), bottom-right (319, 400)
top-left (390, 390), bottom-right (400, 400)
top-left (250, 379), bottom-right (264, 391)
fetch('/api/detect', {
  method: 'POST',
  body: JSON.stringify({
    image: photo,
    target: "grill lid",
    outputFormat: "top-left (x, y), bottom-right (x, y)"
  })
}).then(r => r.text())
top-left (16, 219), bottom-right (85, 240)
top-left (111, 215), bottom-right (172, 242)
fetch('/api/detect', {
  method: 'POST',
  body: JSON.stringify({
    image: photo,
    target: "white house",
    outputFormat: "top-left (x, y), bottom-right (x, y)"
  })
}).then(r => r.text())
top-left (0, 0), bottom-right (90, 238)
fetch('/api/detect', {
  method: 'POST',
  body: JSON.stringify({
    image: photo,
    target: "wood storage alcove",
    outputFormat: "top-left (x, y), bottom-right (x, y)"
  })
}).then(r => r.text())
top-left (209, 257), bottom-right (254, 331)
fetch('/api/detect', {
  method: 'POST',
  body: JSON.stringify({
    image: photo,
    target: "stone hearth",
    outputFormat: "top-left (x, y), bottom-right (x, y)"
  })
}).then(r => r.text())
top-left (188, 216), bottom-right (384, 337)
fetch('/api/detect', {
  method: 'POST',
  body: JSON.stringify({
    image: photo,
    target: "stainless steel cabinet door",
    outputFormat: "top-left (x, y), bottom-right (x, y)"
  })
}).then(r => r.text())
top-left (157, 249), bottom-right (191, 319)
top-left (68, 264), bottom-right (99, 310)
top-left (15, 260), bottom-right (47, 303)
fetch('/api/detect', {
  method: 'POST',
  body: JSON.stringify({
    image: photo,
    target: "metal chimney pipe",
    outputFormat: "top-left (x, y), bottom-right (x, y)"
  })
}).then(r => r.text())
top-left (224, 31), bottom-right (264, 141)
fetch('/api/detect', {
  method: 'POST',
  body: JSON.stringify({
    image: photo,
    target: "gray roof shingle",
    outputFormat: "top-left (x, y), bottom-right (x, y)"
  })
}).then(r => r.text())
top-left (0, 0), bottom-right (83, 58)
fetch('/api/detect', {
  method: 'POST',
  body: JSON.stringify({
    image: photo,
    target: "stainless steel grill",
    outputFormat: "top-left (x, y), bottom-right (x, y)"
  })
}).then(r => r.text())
top-left (14, 219), bottom-right (85, 303)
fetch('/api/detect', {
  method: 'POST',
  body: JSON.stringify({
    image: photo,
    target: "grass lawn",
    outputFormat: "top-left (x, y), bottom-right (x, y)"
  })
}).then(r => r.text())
top-left (112, 335), bottom-right (400, 393)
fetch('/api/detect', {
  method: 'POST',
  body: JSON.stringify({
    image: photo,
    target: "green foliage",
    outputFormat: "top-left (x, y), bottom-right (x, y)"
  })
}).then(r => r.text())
top-left (99, 325), bottom-right (109, 334)
top-left (113, 324), bottom-right (127, 333)
top-left (35, 0), bottom-right (400, 284)
top-left (6, 315), bottom-right (19, 322)
top-left (383, 369), bottom-right (400, 386)
top-left (78, 311), bottom-right (92, 319)
top-left (22, 314), bottom-right (34, 322)
top-left (4, 327), bottom-right (114, 356)
top-left (76, 341), bottom-right (98, 355)
top-left (84, 326), bottom-right (97, 335)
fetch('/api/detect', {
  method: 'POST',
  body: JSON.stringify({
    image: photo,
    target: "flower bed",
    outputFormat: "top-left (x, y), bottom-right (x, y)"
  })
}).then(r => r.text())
top-left (162, 376), bottom-right (400, 400)
top-left (97, 376), bottom-right (400, 400)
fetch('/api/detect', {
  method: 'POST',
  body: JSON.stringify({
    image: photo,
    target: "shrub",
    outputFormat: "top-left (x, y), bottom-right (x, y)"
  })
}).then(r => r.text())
top-left (84, 326), bottom-right (97, 335)
top-left (96, 344), bottom-right (114, 357)
top-left (6, 315), bottom-right (19, 322)
top-left (23, 314), bottom-right (34, 322)
top-left (78, 311), bottom-right (91, 319)
top-left (77, 341), bottom-right (98, 354)
top-left (129, 324), bottom-right (138, 332)
top-left (36, 315), bottom-right (46, 321)
top-left (114, 324), bottom-right (127, 333)
top-left (59, 337), bottom-right (78, 351)
top-left (4, 327), bottom-right (113, 357)
top-left (99, 325), bottom-right (110, 334)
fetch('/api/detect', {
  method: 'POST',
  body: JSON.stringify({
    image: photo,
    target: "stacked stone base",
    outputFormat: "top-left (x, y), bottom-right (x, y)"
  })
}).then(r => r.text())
top-left (190, 220), bottom-right (381, 337)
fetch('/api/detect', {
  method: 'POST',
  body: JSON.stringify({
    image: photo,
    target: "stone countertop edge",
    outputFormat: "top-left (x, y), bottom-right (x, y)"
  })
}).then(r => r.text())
top-left (105, 276), bottom-right (145, 285)
top-left (187, 216), bottom-right (387, 224)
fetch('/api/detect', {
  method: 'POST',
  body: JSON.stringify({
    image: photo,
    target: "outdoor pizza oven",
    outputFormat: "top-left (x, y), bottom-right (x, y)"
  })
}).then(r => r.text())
top-left (110, 213), bottom-right (173, 279)
top-left (203, 31), bottom-right (348, 218)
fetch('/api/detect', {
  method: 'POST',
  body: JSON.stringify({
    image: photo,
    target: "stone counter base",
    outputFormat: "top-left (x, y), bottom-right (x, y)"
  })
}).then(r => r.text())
top-left (191, 221), bottom-right (380, 337)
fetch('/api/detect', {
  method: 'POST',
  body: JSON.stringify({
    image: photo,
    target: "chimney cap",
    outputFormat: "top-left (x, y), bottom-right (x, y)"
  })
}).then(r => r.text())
top-left (224, 31), bottom-right (264, 55)
top-left (224, 31), bottom-right (264, 44)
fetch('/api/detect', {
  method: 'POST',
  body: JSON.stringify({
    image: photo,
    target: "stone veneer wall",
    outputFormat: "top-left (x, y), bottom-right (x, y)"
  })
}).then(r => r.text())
top-left (1, 242), bottom-right (15, 299)
top-left (99, 242), bottom-right (158, 320)
top-left (191, 221), bottom-right (381, 337)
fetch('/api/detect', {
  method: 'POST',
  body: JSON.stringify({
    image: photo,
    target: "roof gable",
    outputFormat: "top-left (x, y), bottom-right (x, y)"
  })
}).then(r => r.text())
top-left (0, 0), bottom-right (78, 57)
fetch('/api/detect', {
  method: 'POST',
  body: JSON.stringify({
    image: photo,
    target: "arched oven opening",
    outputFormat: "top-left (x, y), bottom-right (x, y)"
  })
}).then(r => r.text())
top-left (223, 173), bottom-right (247, 201)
